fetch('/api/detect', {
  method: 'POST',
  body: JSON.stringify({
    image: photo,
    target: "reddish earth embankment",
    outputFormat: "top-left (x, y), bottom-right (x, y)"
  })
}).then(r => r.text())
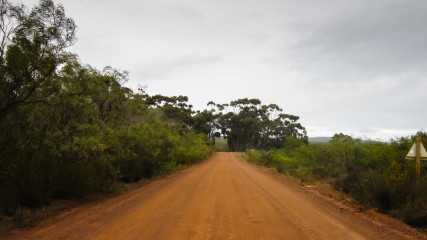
top-left (5, 153), bottom-right (426, 239)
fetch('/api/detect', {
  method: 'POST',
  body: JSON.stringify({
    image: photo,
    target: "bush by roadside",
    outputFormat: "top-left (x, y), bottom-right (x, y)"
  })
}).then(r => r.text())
top-left (244, 133), bottom-right (427, 229)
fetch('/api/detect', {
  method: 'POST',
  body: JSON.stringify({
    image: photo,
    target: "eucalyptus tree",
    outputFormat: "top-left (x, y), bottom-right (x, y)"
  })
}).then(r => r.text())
top-left (0, 0), bottom-right (76, 121)
top-left (210, 98), bottom-right (307, 152)
top-left (0, 0), bottom-right (213, 215)
top-left (142, 94), bottom-right (194, 127)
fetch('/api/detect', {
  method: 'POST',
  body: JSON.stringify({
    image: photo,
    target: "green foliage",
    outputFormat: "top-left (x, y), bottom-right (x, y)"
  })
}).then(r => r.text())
top-left (245, 132), bottom-right (427, 227)
top-left (0, 0), bottom-right (76, 121)
top-left (209, 98), bottom-right (307, 152)
top-left (245, 149), bottom-right (271, 166)
top-left (214, 137), bottom-right (229, 152)
top-left (108, 114), bottom-right (211, 182)
top-left (192, 108), bottom-right (219, 144)
top-left (142, 94), bottom-right (194, 126)
top-left (0, 0), bottom-right (212, 218)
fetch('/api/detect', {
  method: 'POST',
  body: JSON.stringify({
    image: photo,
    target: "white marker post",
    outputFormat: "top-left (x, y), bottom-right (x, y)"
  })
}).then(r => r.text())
top-left (406, 136), bottom-right (427, 180)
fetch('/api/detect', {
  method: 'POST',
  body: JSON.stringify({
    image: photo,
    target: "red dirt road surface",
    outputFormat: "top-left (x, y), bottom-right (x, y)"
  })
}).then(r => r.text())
top-left (5, 153), bottom-right (426, 239)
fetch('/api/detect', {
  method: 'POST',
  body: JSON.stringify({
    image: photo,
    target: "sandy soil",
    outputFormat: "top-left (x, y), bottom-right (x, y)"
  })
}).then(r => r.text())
top-left (4, 152), bottom-right (426, 239)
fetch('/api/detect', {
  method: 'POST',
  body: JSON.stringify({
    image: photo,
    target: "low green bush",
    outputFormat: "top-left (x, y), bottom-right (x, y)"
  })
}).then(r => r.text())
top-left (244, 133), bottom-right (427, 228)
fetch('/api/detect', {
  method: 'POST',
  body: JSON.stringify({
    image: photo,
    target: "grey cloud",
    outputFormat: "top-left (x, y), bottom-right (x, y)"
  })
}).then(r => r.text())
top-left (137, 54), bottom-right (223, 80)
top-left (18, 0), bottom-right (426, 139)
top-left (286, 0), bottom-right (427, 82)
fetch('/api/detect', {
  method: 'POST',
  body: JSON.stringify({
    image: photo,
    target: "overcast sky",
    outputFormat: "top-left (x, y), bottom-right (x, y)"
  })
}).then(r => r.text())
top-left (18, 0), bottom-right (427, 140)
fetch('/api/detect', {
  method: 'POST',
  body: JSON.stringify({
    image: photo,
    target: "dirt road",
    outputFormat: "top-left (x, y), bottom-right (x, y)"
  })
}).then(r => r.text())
top-left (5, 153), bottom-right (426, 239)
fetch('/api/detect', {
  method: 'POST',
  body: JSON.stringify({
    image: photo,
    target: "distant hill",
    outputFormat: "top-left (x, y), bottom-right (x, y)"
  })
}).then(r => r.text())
top-left (308, 137), bottom-right (332, 143)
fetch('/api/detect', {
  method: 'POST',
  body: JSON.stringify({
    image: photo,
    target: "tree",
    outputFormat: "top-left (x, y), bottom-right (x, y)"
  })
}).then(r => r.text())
top-left (329, 133), bottom-right (357, 170)
top-left (142, 94), bottom-right (194, 127)
top-left (192, 108), bottom-right (219, 144)
top-left (0, 0), bottom-right (23, 61)
top-left (0, 0), bottom-right (213, 215)
top-left (211, 98), bottom-right (307, 152)
top-left (0, 0), bottom-right (76, 121)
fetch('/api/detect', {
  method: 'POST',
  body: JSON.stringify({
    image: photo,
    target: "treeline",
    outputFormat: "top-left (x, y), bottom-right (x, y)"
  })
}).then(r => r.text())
top-left (245, 133), bottom-right (427, 227)
top-left (0, 0), bottom-right (308, 218)
top-left (0, 0), bottom-right (212, 215)
top-left (194, 99), bottom-right (307, 152)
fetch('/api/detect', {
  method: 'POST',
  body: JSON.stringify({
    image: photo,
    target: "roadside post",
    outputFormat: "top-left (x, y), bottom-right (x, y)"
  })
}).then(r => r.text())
top-left (406, 136), bottom-right (427, 181)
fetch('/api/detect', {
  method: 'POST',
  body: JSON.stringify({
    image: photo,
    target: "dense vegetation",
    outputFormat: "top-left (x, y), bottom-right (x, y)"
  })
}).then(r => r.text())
top-left (0, 0), bottom-right (213, 216)
top-left (195, 99), bottom-right (307, 152)
top-left (0, 0), bottom-right (307, 220)
top-left (245, 133), bottom-right (427, 227)
top-left (5, 0), bottom-right (422, 232)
